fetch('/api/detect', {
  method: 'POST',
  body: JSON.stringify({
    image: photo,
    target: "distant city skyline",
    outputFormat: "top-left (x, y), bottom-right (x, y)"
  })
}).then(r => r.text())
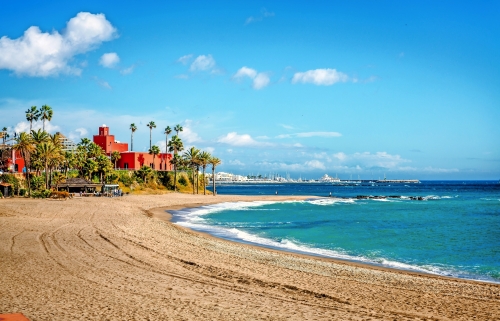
top-left (1, 1), bottom-right (499, 179)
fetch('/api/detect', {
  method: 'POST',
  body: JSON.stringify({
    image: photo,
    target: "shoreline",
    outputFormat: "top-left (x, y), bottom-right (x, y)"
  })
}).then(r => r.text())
top-left (1, 194), bottom-right (499, 320)
top-left (156, 199), bottom-right (496, 286)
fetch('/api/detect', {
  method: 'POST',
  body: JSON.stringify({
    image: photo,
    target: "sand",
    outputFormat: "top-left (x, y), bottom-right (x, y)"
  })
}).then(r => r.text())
top-left (0, 194), bottom-right (499, 321)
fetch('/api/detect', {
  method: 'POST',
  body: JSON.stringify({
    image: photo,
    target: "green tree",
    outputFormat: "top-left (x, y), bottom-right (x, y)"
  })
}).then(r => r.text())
top-left (209, 157), bottom-right (221, 196)
top-left (136, 165), bottom-right (153, 183)
top-left (13, 132), bottom-right (35, 196)
top-left (174, 124), bottom-right (183, 136)
top-left (199, 151), bottom-right (212, 195)
top-left (146, 121), bottom-right (156, 149)
top-left (52, 171), bottom-right (65, 190)
top-left (183, 147), bottom-right (200, 194)
top-left (130, 123), bottom-right (137, 151)
top-left (25, 106), bottom-right (40, 131)
top-left (149, 145), bottom-right (160, 169)
top-left (31, 129), bottom-right (50, 144)
top-left (78, 137), bottom-right (91, 147)
top-left (164, 126), bottom-right (172, 152)
top-left (1, 127), bottom-right (7, 144)
top-left (111, 151), bottom-right (121, 169)
top-left (37, 142), bottom-right (59, 189)
top-left (169, 154), bottom-right (182, 192)
top-left (83, 159), bottom-right (98, 181)
top-left (39, 105), bottom-right (53, 132)
top-left (96, 155), bottom-right (113, 183)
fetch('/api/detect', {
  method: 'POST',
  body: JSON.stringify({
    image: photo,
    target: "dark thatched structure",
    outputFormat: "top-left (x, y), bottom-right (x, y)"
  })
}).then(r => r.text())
top-left (54, 178), bottom-right (102, 193)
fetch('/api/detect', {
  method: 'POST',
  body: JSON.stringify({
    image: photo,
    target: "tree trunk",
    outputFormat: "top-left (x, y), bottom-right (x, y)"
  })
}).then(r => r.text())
top-left (131, 132), bottom-right (133, 151)
top-left (212, 167), bottom-right (216, 196)
top-left (44, 163), bottom-right (49, 190)
top-left (174, 168), bottom-right (177, 192)
top-left (202, 166), bottom-right (206, 195)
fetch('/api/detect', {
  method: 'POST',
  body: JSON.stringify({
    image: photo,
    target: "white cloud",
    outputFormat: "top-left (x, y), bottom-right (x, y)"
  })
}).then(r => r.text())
top-left (253, 73), bottom-right (270, 89)
top-left (279, 124), bottom-right (294, 130)
top-left (177, 54), bottom-right (193, 65)
top-left (229, 159), bottom-right (245, 166)
top-left (99, 52), bottom-right (119, 68)
top-left (332, 151), bottom-right (410, 170)
top-left (276, 131), bottom-right (342, 139)
top-left (234, 66), bottom-right (257, 79)
top-left (245, 8), bottom-right (275, 25)
top-left (93, 77), bottom-right (112, 89)
top-left (68, 127), bottom-right (88, 141)
top-left (0, 12), bottom-right (117, 77)
top-left (233, 66), bottom-right (270, 90)
top-left (217, 132), bottom-right (272, 147)
top-left (333, 152), bottom-right (347, 161)
top-left (422, 166), bottom-right (459, 173)
top-left (14, 120), bottom-right (60, 134)
top-left (179, 120), bottom-right (202, 144)
top-left (205, 147), bottom-right (215, 154)
top-left (120, 65), bottom-right (135, 75)
top-left (305, 160), bottom-right (326, 170)
top-left (255, 160), bottom-right (324, 172)
top-left (190, 54), bottom-right (216, 72)
top-left (292, 68), bottom-right (349, 86)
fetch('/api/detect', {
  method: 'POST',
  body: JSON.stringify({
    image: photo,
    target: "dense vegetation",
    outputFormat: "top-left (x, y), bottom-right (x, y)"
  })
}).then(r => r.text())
top-left (0, 106), bottom-right (221, 198)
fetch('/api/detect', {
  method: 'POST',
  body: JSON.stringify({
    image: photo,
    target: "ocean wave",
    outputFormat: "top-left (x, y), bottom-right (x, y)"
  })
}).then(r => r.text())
top-left (176, 221), bottom-right (498, 282)
top-left (307, 198), bottom-right (356, 206)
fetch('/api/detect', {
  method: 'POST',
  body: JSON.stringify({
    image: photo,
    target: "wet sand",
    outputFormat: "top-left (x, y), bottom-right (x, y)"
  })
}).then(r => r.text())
top-left (1, 194), bottom-right (499, 320)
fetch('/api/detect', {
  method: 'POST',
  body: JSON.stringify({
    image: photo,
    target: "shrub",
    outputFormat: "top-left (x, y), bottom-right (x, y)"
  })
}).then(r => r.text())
top-left (0, 191), bottom-right (3, 198)
top-left (30, 176), bottom-right (45, 191)
top-left (1, 174), bottom-right (20, 192)
top-left (19, 189), bottom-right (26, 196)
top-left (178, 174), bottom-right (188, 186)
top-left (31, 189), bottom-right (52, 199)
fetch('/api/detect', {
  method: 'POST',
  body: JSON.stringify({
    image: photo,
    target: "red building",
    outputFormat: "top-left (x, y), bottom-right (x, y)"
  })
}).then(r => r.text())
top-left (5, 150), bottom-right (25, 173)
top-left (93, 125), bottom-right (172, 171)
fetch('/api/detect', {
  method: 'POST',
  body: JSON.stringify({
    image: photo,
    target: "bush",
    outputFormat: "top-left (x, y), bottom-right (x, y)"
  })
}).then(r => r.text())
top-left (1, 174), bottom-right (20, 192)
top-left (30, 175), bottom-right (45, 191)
top-left (31, 189), bottom-right (51, 199)
top-left (178, 174), bottom-right (188, 186)
top-left (19, 189), bottom-right (26, 196)
top-left (0, 191), bottom-right (3, 198)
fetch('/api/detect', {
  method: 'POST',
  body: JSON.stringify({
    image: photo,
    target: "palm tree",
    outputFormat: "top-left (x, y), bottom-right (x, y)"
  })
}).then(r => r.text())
top-left (209, 157), bottom-right (221, 196)
top-left (183, 147), bottom-right (200, 194)
top-left (25, 106), bottom-right (39, 131)
top-left (52, 171), bottom-right (65, 190)
top-left (1, 127), bottom-right (7, 144)
top-left (148, 145), bottom-right (160, 169)
top-left (78, 137), bottom-right (91, 147)
top-left (169, 154), bottom-right (182, 192)
top-left (37, 142), bottom-right (59, 189)
top-left (13, 132), bottom-right (35, 196)
top-left (31, 129), bottom-right (50, 144)
top-left (174, 124), bottom-right (183, 136)
top-left (129, 123), bottom-right (137, 151)
top-left (164, 126), bottom-right (172, 153)
top-left (199, 151), bottom-right (211, 195)
top-left (167, 135), bottom-right (184, 173)
top-left (39, 105), bottom-right (53, 132)
top-left (111, 151), bottom-right (121, 169)
top-left (146, 121), bottom-right (156, 149)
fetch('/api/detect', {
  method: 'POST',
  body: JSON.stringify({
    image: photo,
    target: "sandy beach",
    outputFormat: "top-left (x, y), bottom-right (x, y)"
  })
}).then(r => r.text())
top-left (1, 194), bottom-right (499, 321)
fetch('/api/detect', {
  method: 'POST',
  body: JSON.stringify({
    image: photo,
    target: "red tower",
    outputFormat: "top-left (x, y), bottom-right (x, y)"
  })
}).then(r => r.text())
top-left (93, 124), bottom-right (129, 155)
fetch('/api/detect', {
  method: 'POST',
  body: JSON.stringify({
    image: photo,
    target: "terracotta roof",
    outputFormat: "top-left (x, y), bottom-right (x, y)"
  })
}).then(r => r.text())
top-left (0, 182), bottom-right (12, 187)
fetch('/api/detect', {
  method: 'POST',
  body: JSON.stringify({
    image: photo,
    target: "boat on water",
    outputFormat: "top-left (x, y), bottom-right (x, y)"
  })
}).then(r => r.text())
top-left (319, 174), bottom-right (341, 183)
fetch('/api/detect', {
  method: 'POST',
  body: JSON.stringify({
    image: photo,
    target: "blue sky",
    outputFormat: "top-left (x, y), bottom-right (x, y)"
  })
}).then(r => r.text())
top-left (1, 1), bottom-right (499, 179)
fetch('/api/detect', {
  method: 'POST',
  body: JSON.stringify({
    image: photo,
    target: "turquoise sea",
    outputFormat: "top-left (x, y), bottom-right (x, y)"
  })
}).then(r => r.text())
top-left (171, 181), bottom-right (500, 283)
